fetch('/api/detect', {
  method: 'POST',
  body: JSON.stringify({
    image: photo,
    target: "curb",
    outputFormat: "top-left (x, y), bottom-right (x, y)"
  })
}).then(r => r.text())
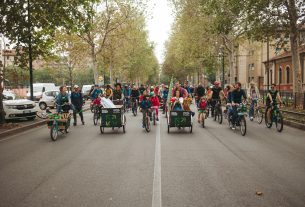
top-left (0, 120), bottom-right (47, 139)
top-left (0, 107), bottom-right (90, 140)
top-left (283, 120), bottom-right (305, 130)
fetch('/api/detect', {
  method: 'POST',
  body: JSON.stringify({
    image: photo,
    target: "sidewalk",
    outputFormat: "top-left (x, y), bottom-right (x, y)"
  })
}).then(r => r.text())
top-left (0, 105), bottom-right (90, 140)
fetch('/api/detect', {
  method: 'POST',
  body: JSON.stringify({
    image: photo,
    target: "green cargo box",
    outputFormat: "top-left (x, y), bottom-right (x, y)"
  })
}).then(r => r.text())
top-left (167, 110), bottom-right (193, 133)
top-left (100, 106), bottom-right (126, 133)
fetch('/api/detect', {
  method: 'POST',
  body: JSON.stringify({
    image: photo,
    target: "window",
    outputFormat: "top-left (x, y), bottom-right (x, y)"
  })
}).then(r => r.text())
top-left (279, 67), bottom-right (282, 84)
top-left (286, 66), bottom-right (290, 84)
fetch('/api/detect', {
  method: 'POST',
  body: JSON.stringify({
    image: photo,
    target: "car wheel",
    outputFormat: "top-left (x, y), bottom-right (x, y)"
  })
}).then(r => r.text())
top-left (39, 102), bottom-right (47, 110)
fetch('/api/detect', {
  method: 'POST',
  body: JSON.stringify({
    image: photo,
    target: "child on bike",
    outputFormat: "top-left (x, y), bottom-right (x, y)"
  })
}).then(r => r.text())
top-left (141, 94), bottom-right (151, 128)
top-left (150, 92), bottom-right (160, 121)
top-left (198, 97), bottom-right (207, 123)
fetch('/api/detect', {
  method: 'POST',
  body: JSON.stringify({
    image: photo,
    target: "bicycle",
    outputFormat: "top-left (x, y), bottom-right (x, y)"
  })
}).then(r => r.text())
top-left (93, 104), bottom-right (102, 126)
top-left (143, 109), bottom-right (151, 132)
top-left (228, 103), bottom-right (247, 136)
top-left (47, 103), bottom-right (72, 141)
top-left (131, 97), bottom-right (138, 116)
top-left (265, 103), bottom-right (283, 132)
top-left (212, 99), bottom-right (223, 124)
top-left (252, 98), bottom-right (264, 124)
top-left (124, 97), bottom-right (131, 113)
top-left (198, 109), bottom-right (207, 128)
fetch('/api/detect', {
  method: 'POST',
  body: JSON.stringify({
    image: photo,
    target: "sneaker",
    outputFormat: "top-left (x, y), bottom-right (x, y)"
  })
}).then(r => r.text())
top-left (73, 123), bottom-right (77, 126)
top-left (156, 118), bottom-right (159, 121)
top-left (250, 117), bottom-right (254, 121)
top-left (232, 125), bottom-right (236, 130)
top-left (82, 121), bottom-right (85, 125)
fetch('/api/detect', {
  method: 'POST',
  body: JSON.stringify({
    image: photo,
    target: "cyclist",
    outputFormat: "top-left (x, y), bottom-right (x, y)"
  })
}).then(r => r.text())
top-left (71, 85), bottom-right (85, 126)
top-left (266, 83), bottom-right (282, 123)
top-left (131, 85), bottom-right (140, 110)
top-left (140, 93), bottom-right (151, 128)
top-left (150, 92), bottom-right (160, 121)
top-left (56, 86), bottom-right (70, 113)
top-left (195, 83), bottom-right (205, 107)
top-left (139, 84), bottom-right (146, 95)
top-left (112, 83), bottom-right (124, 104)
top-left (90, 85), bottom-right (102, 100)
top-left (210, 81), bottom-right (224, 117)
top-left (198, 96), bottom-right (208, 123)
top-left (105, 84), bottom-right (113, 99)
top-left (247, 81), bottom-right (261, 121)
top-left (162, 86), bottom-right (169, 114)
top-left (123, 85), bottom-right (131, 110)
top-left (230, 82), bottom-right (247, 129)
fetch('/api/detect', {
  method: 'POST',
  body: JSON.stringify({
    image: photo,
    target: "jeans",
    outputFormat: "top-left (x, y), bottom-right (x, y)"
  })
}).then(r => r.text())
top-left (229, 106), bottom-right (238, 125)
top-left (249, 99), bottom-right (257, 118)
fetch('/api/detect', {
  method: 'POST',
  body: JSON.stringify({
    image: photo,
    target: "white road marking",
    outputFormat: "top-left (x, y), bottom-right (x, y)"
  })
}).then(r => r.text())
top-left (152, 120), bottom-right (162, 207)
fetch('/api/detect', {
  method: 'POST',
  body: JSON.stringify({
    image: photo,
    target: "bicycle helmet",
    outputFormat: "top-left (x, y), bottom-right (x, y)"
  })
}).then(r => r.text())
top-left (214, 81), bottom-right (220, 86)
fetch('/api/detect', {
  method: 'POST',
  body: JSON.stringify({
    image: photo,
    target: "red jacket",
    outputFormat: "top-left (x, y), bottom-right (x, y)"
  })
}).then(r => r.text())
top-left (150, 96), bottom-right (160, 107)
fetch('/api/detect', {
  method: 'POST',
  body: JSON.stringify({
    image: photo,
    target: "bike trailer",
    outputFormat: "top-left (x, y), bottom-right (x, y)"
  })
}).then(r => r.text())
top-left (167, 110), bottom-right (193, 133)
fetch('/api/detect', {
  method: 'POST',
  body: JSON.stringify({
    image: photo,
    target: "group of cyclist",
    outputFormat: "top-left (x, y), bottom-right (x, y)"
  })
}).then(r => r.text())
top-left (55, 79), bottom-right (283, 131)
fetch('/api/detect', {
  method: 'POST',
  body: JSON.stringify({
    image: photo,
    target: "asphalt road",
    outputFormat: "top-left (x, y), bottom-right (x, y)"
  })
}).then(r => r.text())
top-left (0, 109), bottom-right (305, 207)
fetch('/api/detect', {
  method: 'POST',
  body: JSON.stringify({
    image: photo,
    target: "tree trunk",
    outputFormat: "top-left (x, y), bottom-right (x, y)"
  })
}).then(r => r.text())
top-left (288, 0), bottom-right (302, 94)
top-left (109, 58), bottom-right (113, 86)
top-left (91, 45), bottom-right (99, 85)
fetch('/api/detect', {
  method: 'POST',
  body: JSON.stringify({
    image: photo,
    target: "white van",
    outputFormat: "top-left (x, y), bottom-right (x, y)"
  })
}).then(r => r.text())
top-left (26, 83), bottom-right (56, 101)
top-left (82, 85), bottom-right (94, 99)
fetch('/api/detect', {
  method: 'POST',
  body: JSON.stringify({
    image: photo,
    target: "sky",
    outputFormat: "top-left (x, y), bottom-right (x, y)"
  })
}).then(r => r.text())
top-left (146, 0), bottom-right (175, 64)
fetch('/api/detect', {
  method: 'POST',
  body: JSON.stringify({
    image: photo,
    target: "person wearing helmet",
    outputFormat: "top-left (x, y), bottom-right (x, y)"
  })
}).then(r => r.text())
top-left (210, 81), bottom-right (224, 117)
top-left (71, 85), bottom-right (85, 126)
top-left (230, 82), bottom-right (247, 129)
top-left (150, 91), bottom-right (160, 121)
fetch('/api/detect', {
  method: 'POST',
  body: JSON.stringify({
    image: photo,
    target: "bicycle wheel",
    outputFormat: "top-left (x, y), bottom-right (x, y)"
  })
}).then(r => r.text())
top-left (217, 108), bottom-right (223, 124)
top-left (132, 105), bottom-right (137, 116)
top-left (256, 108), bottom-right (263, 124)
top-left (240, 116), bottom-right (247, 136)
top-left (275, 112), bottom-right (283, 132)
top-left (100, 126), bottom-right (104, 134)
top-left (93, 108), bottom-right (99, 126)
top-left (265, 110), bottom-right (272, 128)
top-left (145, 117), bottom-right (151, 132)
top-left (50, 123), bottom-right (58, 141)
top-left (214, 109), bottom-right (217, 121)
top-left (201, 113), bottom-right (205, 128)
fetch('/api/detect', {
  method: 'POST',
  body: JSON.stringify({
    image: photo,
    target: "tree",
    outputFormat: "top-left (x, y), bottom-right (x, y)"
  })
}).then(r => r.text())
top-left (0, 0), bottom-right (94, 124)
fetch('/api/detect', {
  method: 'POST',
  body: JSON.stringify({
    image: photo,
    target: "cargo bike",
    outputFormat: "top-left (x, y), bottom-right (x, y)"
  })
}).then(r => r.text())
top-left (167, 110), bottom-right (193, 133)
top-left (100, 104), bottom-right (126, 134)
top-left (47, 103), bottom-right (72, 141)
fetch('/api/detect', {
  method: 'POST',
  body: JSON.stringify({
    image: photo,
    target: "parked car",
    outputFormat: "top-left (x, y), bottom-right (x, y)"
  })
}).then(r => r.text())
top-left (3, 99), bottom-right (38, 121)
top-left (38, 90), bottom-right (60, 110)
top-left (3, 90), bottom-right (16, 100)
top-left (26, 83), bottom-right (56, 101)
top-left (82, 85), bottom-right (94, 99)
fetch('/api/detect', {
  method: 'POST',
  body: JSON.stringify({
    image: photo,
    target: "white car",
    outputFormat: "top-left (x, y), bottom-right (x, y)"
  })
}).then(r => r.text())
top-left (3, 90), bottom-right (16, 100)
top-left (38, 90), bottom-right (59, 110)
top-left (3, 99), bottom-right (38, 121)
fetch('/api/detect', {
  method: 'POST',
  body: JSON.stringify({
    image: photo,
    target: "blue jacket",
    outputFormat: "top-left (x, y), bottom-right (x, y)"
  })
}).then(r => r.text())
top-left (141, 99), bottom-right (151, 109)
top-left (56, 92), bottom-right (69, 112)
top-left (71, 92), bottom-right (83, 108)
top-left (123, 88), bottom-right (131, 97)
